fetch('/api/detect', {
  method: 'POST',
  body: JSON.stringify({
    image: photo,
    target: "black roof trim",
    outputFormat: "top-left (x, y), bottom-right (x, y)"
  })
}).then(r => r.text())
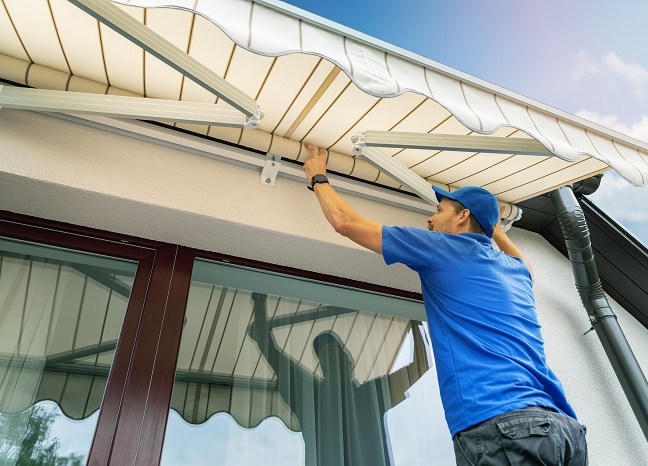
top-left (518, 195), bottom-right (648, 329)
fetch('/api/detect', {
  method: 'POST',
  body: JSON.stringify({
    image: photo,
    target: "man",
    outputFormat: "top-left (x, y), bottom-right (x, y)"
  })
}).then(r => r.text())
top-left (302, 144), bottom-right (588, 466)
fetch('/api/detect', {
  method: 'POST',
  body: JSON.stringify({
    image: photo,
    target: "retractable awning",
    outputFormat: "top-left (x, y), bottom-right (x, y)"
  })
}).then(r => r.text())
top-left (1, 0), bottom-right (647, 210)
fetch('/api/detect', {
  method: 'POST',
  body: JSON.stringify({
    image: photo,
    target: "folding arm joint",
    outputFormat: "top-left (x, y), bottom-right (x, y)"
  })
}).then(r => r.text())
top-left (351, 132), bottom-right (366, 155)
top-left (244, 108), bottom-right (264, 129)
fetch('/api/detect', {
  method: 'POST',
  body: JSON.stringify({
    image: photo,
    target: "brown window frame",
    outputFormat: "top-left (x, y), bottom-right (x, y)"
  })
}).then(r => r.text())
top-left (1, 210), bottom-right (422, 466)
top-left (0, 211), bottom-right (189, 466)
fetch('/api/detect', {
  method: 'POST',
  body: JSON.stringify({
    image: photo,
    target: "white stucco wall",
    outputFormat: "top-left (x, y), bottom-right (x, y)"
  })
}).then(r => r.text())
top-left (0, 109), bottom-right (424, 294)
top-left (1, 108), bottom-right (647, 464)
top-left (510, 228), bottom-right (648, 465)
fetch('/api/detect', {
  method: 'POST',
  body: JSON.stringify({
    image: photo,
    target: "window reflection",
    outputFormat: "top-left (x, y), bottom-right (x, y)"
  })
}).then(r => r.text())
top-left (162, 411), bottom-right (304, 465)
top-left (0, 237), bottom-right (137, 465)
top-left (162, 260), bottom-right (434, 466)
top-left (0, 401), bottom-right (99, 465)
top-left (249, 293), bottom-right (420, 465)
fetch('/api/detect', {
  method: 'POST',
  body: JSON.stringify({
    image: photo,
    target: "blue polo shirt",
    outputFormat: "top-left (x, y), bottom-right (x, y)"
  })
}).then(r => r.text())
top-left (382, 226), bottom-right (576, 436)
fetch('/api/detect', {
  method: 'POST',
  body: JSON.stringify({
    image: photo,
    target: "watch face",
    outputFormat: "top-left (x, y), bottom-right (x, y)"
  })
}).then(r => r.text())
top-left (309, 174), bottom-right (329, 190)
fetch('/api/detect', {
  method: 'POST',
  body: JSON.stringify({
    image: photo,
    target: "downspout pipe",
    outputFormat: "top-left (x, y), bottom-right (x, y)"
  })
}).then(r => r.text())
top-left (550, 185), bottom-right (648, 441)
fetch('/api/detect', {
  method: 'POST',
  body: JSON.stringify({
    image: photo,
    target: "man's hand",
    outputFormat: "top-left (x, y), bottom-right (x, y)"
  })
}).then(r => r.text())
top-left (303, 143), bottom-right (327, 183)
top-left (301, 144), bottom-right (383, 254)
top-left (493, 204), bottom-right (506, 235)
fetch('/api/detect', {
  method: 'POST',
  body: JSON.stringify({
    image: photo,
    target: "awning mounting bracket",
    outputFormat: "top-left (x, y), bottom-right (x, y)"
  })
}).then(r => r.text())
top-left (261, 154), bottom-right (282, 187)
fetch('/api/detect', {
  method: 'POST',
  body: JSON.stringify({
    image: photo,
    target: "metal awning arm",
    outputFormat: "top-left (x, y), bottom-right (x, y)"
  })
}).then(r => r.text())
top-left (46, 340), bottom-right (118, 366)
top-left (353, 130), bottom-right (553, 156)
top-left (0, 86), bottom-right (255, 128)
top-left (67, 0), bottom-right (263, 128)
top-left (351, 131), bottom-right (523, 227)
top-left (351, 144), bottom-right (439, 206)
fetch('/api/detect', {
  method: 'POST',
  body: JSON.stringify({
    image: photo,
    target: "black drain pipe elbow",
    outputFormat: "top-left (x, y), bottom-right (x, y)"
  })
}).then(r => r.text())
top-left (550, 186), bottom-right (648, 441)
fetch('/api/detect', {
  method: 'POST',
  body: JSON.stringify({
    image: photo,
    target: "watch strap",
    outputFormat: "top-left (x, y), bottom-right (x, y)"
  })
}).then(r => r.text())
top-left (308, 174), bottom-right (329, 191)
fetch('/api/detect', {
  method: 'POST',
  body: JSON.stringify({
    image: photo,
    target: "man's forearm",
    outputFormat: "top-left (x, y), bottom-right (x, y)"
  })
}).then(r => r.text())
top-left (304, 144), bottom-right (383, 254)
top-left (302, 143), bottom-right (358, 229)
top-left (312, 183), bottom-right (383, 254)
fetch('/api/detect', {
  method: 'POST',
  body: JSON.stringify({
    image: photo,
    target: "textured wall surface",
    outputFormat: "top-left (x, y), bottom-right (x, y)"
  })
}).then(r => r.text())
top-left (0, 109), bottom-right (426, 294)
top-left (510, 228), bottom-right (648, 465)
top-left (2, 108), bottom-right (647, 464)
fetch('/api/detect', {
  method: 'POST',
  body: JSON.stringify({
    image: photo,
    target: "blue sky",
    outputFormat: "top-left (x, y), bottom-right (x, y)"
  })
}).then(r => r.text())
top-left (280, 0), bottom-right (648, 245)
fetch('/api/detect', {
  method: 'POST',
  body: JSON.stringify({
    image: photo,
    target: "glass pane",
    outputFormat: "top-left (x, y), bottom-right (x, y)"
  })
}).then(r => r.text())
top-left (161, 259), bottom-right (454, 466)
top-left (0, 237), bottom-right (138, 465)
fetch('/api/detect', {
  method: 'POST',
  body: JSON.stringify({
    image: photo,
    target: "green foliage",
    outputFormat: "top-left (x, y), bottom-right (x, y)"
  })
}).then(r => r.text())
top-left (0, 405), bottom-right (86, 466)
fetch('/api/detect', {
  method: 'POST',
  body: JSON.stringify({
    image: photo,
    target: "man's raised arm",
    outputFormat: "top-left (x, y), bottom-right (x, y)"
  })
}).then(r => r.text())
top-left (249, 293), bottom-right (283, 369)
top-left (303, 144), bottom-right (383, 255)
top-left (492, 206), bottom-right (535, 281)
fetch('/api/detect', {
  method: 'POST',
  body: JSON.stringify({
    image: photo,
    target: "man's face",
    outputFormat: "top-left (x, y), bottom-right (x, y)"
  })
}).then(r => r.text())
top-left (427, 198), bottom-right (464, 234)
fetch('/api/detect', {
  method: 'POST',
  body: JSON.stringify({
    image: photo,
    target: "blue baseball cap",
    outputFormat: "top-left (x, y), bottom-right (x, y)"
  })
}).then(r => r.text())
top-left (432, 185), bottom-right (499, 237)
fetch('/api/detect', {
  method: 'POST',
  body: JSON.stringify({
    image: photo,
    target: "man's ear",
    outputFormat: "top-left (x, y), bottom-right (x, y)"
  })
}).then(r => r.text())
top-left (457, 209), bottom-right (471, 228)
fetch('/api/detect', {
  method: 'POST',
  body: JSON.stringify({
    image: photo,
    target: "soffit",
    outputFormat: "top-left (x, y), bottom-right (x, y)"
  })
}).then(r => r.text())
top-left (1, 0), bottom-right (647, 205)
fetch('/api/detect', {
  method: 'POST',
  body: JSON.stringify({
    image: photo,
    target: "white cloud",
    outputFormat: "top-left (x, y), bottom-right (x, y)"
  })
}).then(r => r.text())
top-left (574, 111), bottom-right (648, 244)
top-left (587, 171), bottom-right (648, 245)
top-left (575, 110), bottom-right (648, 144)
top-left (568, 53), bottom-right (648, 244)
top-left (570, 51), bottom-right (648, 99)
top-left (570, 51), bottom-right (601, 82)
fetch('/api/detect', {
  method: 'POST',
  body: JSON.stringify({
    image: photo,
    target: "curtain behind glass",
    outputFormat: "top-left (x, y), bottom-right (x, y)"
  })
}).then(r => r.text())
top-left (0, 238), bottom-right (136, 465)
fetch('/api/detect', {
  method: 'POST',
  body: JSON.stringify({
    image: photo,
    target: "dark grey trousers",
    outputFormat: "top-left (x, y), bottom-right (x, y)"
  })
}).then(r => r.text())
top-left (453, 406), bottom-right (588, 466)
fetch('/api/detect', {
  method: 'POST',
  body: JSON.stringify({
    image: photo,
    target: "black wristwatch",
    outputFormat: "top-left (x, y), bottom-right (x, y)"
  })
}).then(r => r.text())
top-left (308, 174), bottom-right (329, 191)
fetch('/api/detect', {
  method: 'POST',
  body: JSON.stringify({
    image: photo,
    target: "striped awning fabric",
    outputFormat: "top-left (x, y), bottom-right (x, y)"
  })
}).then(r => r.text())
top-left (1, 0), bottom-right (647, 206)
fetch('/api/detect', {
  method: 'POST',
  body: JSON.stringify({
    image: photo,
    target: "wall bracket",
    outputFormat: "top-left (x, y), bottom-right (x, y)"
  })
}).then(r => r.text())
top-left (261, 154), bottom-right (282, 187)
